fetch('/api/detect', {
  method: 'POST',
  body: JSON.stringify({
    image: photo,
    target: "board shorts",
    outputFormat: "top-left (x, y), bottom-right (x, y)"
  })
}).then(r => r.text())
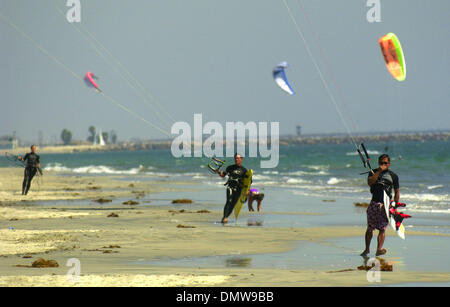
top-left (253, 193), bottom-right (264, 202)
top-left (367, 200), bottom-right (389, 231)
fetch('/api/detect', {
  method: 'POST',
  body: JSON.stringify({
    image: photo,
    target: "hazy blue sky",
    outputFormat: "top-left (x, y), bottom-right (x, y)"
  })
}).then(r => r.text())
top-left (1, 0), bottom-right (449, 143)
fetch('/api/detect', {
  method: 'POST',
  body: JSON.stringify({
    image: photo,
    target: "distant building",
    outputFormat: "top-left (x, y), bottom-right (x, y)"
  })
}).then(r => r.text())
top-left (0, 135), bottom-right (18, 150)
top-left (296, 125), bottom-right (302, 137)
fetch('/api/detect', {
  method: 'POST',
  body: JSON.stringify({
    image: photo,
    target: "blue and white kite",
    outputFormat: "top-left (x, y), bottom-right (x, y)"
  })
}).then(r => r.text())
top-left (272, 61), bottom-right (295, 95)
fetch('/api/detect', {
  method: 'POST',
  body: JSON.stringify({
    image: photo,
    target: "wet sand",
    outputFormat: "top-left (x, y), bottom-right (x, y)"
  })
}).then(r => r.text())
top-left (0, 168), bottom-right (449, 287)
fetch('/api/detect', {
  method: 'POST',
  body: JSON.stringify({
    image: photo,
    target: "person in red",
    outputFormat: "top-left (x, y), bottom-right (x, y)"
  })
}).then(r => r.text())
top-left (361, 154), bottom-right (399, 257)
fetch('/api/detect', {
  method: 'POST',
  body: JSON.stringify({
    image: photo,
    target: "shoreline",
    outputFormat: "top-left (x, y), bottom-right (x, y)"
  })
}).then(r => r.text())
top-left (0, 168), bottom-right (449, 287)
top-left (2, 131), bottom-right (449, 155)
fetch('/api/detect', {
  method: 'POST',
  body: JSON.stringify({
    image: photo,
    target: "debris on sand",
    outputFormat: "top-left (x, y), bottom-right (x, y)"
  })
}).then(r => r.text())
top-left (358, 258), bottom-right (393, 272)
top-left (122, 200), bottom-right (140, 205)
top-left (17, 258), bottom-right (60, 268)
top-left (169, 209), bottom-right (185, 214)
top-left (33, 258), bottom-right (59, 268)
top-left (107, 213), bottom-right (119, 218)
top-left (169, 209), bottom-right (210, 215)
top-left (102, 250), bottom-right (119, 254)
top-left (172, 199), bottom-right (192, 204)
top-left (93, 198), bottom-right (112, 204)
top-left (87, 186), bottom-right (101, 190)
top-left (327, 259), bottom-right (393, 273)
top-left (177, 224), bottom-right (196, 229)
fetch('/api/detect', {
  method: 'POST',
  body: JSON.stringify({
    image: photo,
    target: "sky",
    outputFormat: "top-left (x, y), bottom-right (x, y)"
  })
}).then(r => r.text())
top-left (1, 0), bottom-right (449, 143)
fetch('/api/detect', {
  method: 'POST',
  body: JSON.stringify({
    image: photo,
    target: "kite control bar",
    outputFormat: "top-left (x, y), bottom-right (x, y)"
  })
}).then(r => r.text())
top-left (207, 157), bottom-right (225, 174)
top-left (4, 153), bottom-right (25, 168)
top-left (357, 143), bottom-right (374, 175)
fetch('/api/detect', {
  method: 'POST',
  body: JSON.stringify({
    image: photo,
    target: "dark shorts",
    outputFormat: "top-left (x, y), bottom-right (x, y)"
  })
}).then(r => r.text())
top-left (253, 193), bottom-right (264, 202)
top-left (367, 200), bottom-right (388, 231)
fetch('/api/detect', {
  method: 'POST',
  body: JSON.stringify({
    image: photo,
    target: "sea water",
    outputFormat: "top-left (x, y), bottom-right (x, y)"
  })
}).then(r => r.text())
top-left (4, 140), bottom-right (446, 215)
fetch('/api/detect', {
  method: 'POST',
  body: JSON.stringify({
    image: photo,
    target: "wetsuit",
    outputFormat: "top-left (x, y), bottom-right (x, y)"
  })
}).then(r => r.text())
top-left (222, 164), bottom-right (247, 220)
top-left (369, 169), bottom-right (399, 202)
top-left (22, 152), bottom-right (40, 195)
top-left (366, 168), bottom-right (399, 231)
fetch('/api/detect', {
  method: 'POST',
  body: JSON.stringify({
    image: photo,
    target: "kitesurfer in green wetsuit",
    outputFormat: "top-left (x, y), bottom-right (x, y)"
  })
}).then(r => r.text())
top-left (17, 145), bottom-right (41, 195)
top-left (215, 153), bottom-right (247, 224)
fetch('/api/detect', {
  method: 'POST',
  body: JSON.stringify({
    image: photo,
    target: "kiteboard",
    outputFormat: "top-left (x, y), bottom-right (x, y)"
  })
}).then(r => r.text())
top-left (383, 190), bottom-right (408, 240)
top-left (233, 169), bottom-right (253, 221)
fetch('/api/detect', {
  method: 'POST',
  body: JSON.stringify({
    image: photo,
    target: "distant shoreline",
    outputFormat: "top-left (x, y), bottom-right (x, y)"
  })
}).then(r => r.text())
top-left (279, 131), bottom-right (449, 146)
top-left (2, 131), bottom-right (448, 154)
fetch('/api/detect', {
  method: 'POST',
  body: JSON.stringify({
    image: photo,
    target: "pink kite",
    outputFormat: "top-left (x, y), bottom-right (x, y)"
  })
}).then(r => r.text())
top-left (84, 71), bottom-right (101, 92)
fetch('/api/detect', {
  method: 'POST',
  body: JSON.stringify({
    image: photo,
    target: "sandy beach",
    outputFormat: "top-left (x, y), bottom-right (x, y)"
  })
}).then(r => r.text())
top-left (2, 0), bottom-right (449, 292)
top-left (0, 167), bottom-right (449, 287)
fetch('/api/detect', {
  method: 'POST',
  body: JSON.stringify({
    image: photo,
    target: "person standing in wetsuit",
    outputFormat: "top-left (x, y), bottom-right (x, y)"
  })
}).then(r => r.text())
top-left (18, 145), bottom-right (41, 195)
top-left (361, 154), bottom-right (400, 257)
top-left (216, 153), bottom-right (247, 224)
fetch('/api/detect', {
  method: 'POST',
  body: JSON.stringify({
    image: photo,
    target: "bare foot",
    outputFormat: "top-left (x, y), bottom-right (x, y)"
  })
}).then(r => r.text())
top-left (221, 218), bottom-right (228, 224)
top-left (376, 248), bottom-right (387, 256)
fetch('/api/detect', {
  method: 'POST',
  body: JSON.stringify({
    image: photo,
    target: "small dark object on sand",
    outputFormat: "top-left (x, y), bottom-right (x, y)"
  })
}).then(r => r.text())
top-left (122, 200), bottom-right (140, 205)
top-left (196, 210), bottom-right (210, 213)
top-left (358, 258), bottom-right (393, 272)
top-left (32, 258), bottom-right (59, 268)
top-left (93, 198), bottom-right (112, 204)
top-left (87, 186), bottom-right (101, 190)
top-left (107, 213), bottom-right (119, 218)
top-left (177, 224), bottom-right (196, 228)
top-left (172, 199), bottom-right (193, 204)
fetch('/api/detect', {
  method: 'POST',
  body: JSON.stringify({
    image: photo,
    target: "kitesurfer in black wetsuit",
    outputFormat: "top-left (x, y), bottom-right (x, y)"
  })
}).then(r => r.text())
top-left (361, 154), bottom-right (400, 257)
top-left (216, 153), bottom-right (247, 224)
top-left (18, 145), bottom-right (41, 195)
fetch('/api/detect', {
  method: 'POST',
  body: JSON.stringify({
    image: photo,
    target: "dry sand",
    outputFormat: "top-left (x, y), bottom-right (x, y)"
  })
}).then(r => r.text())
top-left (1, 168), bottom-right (449, 287)
top-left (0, 167), bottom-right (178, 203)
